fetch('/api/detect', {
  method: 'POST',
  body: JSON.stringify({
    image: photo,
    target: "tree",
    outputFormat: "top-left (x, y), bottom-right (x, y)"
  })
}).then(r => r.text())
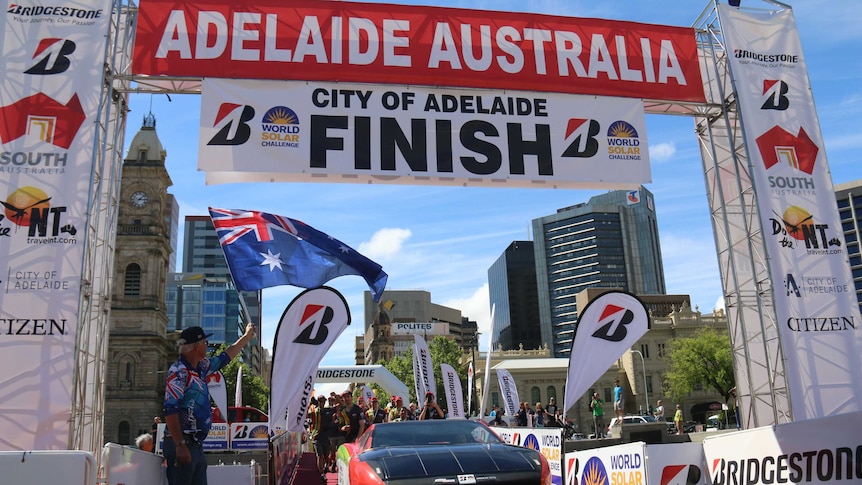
top-left (664, 327), bottom-right (735, 404)
top-left (211, 344), bottom-right (270, 411)
top-left (379, 336), bottom-right (467, 405)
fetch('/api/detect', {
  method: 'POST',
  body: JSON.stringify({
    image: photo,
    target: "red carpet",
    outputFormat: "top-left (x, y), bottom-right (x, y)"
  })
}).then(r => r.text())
top-left (290, 452), bottom-right (336, 485)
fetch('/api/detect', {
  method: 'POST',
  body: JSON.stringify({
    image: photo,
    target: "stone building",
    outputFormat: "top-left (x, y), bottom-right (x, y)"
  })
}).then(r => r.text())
top-left (103, 114), bottom-right (177, 445)
top-left (470, 299), bottom-right (729, 436)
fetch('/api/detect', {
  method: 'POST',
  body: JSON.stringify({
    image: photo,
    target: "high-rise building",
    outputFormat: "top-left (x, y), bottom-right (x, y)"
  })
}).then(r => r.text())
top-left (181, 216), bottom-right (263, 374)
top-left (835, 179), bottom-right (862, 313)
top-left (532, 186), bottom-right (665, 357)
top-left (488, 241), bottom-right (542, 351)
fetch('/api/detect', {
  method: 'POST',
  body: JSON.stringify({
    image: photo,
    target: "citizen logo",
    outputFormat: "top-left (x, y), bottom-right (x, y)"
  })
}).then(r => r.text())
top-left (786, 316), bottom-right (856, 332)
top-left (0, 318), bottom-right (67, 335)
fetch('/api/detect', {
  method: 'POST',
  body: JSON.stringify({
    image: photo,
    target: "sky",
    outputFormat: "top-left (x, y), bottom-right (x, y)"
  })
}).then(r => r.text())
top-left (122, 0), bottom-right (862, 370)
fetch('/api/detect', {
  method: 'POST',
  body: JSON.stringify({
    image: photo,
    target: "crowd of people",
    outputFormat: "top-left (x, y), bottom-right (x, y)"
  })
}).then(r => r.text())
top-left (305, 390), bottom-right (449, 482)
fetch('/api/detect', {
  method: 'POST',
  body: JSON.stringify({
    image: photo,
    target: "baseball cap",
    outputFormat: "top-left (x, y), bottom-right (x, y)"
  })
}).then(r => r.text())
top-left (178, 326), bottom-right (212, 345)
top-left (341, 390), bottom-right (352, 396)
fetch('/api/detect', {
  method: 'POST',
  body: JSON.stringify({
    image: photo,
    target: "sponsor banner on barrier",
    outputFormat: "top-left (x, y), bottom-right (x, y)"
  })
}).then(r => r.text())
top-left (718, 4), bottom-right (862, 420)
top-left (230, 423), bottom-right (269, 450)
top-left (203, 423), bottom-right (230, 451)
top-left (703, 411), bottom-right (862, 484)
top-left (564, 441), bottom-right (708, 485)
top-left (502, 427), bottom-right (563, 485)
top-left (199, 79), bottom-right (650, 189)
top-left (0, 0), bottom-right (111, 449)
top-left (565, 441), bottom-right (645, 485)
top-left (644, 443), bottom-right (708, 485)
top-left (134, 0), bottom-right (704, 102)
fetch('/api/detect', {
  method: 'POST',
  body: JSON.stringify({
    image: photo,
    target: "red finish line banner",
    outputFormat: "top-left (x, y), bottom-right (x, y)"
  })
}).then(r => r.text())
top-left (133, 0), bottom-right (705, 102)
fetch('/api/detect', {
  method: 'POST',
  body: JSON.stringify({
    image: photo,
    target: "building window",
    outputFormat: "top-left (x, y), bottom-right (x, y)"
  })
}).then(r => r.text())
top-left (118, 421), bottom-right (130, 445)
top-left (646, 376), bottom-right (653, 393)
top-left (124, 264), bottom-right (141, 297)
top-left (138, 150), bottom-right (147, 162)
top-left (604, 388), bottom-right (612, 403)
top-left (657, 343), bottom-right (666, 358)
top-left (124, 362), bottom-right (132, 382)
top-left (640, 343), bottom-right (650, 359)
top-left (531, 386), bottom-right (541, 405)
top-left (546, 386), bottom-right (557, 404)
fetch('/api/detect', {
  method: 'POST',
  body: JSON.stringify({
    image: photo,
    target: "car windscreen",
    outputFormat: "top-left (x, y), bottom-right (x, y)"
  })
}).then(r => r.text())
top-left (371, 421), bottom-right (503, 447)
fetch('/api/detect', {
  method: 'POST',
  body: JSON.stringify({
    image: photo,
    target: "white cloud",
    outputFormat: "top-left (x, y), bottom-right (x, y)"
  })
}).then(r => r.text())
top-left (442, 283), bottom-right (491, 348)
top-left (649, 142), bottom-right (676, 162)
top-left (358, 228), bottom-right (412, 260)
top-left (714, 295), bottom-right (726, 313)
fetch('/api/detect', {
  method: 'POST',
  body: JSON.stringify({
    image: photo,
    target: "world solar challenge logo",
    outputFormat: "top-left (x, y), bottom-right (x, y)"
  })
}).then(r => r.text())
top-left (261, 106), bottom-right (300, 149)
top-left (582, 456), bottom-right (609, 485)
top-left (606, 121), bottom-right (642, 161)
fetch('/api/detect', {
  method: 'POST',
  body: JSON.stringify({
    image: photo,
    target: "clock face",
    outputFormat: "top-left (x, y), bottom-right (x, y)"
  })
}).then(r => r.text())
top-left (130, 191), bottom-right (149, 208)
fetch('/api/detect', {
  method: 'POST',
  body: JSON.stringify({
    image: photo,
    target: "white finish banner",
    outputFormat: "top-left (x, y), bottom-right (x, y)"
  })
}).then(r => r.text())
top-left (563, 291), bottom-right (649, 416)
top-left (270, 287), bottom-right (351, 432)
top-left (496, 367), bottom-right (520, 418)
top-left (0, 0), bottom-right (112, 449)
top-left (703, 411), bottom-right (862, 484)
top-left (439, 363), bottom-right (465, 419)
top-left (500, 427), bottom-right (563, 485)
top-left (718, 4), bottom-right (862, 420)
top-left (199, 79), bottom-right (650, 189)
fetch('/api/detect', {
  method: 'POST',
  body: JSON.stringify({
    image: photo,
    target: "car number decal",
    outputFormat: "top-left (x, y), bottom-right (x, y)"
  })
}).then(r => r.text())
top-left (457, 474), bottom-right (477, 484)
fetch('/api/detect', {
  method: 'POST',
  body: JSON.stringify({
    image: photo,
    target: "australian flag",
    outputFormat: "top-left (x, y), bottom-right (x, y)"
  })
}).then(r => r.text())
top-left (208, 208), bottom-right (388, 301)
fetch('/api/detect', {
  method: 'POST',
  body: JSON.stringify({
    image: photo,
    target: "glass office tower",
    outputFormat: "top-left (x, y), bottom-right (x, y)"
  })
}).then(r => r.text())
top-left (532, 186), bottom-right (665, 357)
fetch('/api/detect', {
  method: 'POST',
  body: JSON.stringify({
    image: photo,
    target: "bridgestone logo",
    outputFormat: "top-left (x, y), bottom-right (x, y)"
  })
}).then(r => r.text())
top-left (317, 369), bottom-right (375, 379)
top-left (711, 445), bottom-right (862, 484)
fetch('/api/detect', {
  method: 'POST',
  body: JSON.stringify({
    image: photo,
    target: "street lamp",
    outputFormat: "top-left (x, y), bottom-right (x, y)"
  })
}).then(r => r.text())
top-left (631, 349), bottom-right (649, 414)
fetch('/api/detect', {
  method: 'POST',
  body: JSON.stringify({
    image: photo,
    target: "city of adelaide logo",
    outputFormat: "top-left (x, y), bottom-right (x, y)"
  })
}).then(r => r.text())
top-left (769, 205), bottom-right (842, 254)
top-left (606, 121), bottom-right (642, 161)
top-left (0, 186), bottom-right (77, 243)
top-left (756, 125), bottom-right (818, 174)
top-left (0, 92), bottom-right (85, 149)
top-left (25, 38), bottom-right (76, 75)
top-left (261, 106), bottom-right (300, 148)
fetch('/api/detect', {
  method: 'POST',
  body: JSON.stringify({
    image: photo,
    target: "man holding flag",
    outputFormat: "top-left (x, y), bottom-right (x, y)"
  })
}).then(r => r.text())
top-left (163, 323), bottom-right (256, 485)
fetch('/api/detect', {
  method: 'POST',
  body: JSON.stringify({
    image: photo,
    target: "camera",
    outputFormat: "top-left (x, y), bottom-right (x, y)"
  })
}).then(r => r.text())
top-left (426, 394), bottom-right (433, 403)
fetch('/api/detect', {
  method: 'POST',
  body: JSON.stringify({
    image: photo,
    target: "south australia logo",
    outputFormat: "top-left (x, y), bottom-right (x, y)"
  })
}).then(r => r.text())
top-left (756, 125), bottom-right (818, 174)
top-left (0, 92), bottom-right (85, 149)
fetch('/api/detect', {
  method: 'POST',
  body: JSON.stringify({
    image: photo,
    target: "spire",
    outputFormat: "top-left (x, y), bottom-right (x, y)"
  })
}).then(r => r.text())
top-left (142, 111), bottom-right (156, 130)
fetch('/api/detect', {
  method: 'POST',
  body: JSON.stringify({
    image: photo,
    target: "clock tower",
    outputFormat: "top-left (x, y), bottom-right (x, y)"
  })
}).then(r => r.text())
top-left (104, 113), bottom-right (177, 445)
